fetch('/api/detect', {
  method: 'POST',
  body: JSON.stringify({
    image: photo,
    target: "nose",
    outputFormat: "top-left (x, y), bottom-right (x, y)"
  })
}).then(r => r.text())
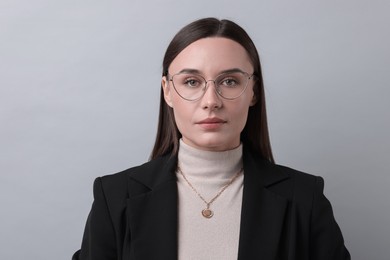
top-left (201, 80), bottom-right (222, 110)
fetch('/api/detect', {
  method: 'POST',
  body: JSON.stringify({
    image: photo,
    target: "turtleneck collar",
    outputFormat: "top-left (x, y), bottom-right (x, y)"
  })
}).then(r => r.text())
top-left (177, 139), bottom-right (243, 180)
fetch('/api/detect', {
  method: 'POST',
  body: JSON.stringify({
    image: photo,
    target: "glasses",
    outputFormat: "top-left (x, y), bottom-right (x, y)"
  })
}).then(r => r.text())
top-left (168, 70), bottom-right (255, 101)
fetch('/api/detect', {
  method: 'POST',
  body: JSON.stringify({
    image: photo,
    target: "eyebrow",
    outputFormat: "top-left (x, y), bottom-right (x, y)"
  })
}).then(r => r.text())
top-left (177, 68), bottom-right (247, 75)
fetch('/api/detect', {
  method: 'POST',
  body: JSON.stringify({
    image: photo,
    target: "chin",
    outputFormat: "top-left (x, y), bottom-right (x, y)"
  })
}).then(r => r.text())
top-left (190, 136), bottom-right (238, 152)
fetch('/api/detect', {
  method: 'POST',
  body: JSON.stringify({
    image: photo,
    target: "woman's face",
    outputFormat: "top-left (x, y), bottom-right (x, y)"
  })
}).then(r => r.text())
top-left (162, 37), bottom-right (256, 151)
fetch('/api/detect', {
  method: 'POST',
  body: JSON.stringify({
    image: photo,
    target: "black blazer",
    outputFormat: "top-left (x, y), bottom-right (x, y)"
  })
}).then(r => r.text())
top-left (73, 148), bottom-right (350, 260)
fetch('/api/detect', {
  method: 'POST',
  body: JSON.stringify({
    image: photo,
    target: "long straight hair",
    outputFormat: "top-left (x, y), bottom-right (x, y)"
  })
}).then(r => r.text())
top-left (150, 18), bottom-right (274, 163)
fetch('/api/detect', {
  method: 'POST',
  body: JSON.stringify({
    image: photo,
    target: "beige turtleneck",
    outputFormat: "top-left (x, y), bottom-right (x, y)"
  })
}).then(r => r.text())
top-left (176, 139), bottom-right (244, 260)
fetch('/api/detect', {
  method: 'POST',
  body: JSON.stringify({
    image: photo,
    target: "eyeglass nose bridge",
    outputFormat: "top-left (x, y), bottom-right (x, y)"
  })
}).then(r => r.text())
top-left (203, 79), bottom-right (223, 96)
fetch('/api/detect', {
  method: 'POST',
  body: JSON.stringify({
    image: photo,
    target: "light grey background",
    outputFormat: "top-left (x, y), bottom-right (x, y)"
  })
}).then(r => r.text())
top-left (1, 0), bottom-right (389, 259)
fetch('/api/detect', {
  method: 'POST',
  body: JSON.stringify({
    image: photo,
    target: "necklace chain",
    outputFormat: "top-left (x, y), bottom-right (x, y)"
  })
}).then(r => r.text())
top-left (177, 165), bottom-right (243, 218)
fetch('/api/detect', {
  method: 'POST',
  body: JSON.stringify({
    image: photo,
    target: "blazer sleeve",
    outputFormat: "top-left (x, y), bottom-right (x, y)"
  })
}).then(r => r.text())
top-left (310, 176), bottom-right (351, 260)
top-left (72, 177), bottom-right (118, 260)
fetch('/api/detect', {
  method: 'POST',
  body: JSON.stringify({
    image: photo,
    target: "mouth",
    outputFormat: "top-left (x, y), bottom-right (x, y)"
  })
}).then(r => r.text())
top-left (196, 117), bottom-right (227, 130)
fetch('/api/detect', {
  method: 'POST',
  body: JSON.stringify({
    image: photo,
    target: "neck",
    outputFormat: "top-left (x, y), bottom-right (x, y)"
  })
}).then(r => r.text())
top-left (178, 139), bottom-right (243, 179)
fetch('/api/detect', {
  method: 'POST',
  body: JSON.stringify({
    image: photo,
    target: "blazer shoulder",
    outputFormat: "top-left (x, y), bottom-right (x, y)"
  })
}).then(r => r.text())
top-left (274, 164), bottom-right (322, 185)
top-left (266, 163), bottom-right (325, 203)
top-left (97, 154), bottom-right (174, 200)
top-left (244, 148), bottom-right (321, 190)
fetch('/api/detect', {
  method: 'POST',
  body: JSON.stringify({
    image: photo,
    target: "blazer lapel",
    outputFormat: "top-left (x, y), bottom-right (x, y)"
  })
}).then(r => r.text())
top-left (126, 155), bottom-right (178, 259)
top-left (238, 148), bottom-right (290, 259)
top-left (124, 149), bottom-right (290, 259)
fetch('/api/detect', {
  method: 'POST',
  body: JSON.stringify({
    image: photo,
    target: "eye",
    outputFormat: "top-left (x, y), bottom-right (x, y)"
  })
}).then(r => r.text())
top-left (220, 77), bottom-right (239, 87)
top-left (183, 77), bottom-right (202, 88)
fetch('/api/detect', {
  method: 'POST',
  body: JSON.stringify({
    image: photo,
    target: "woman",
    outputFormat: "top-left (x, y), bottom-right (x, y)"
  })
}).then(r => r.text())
top-left (73, 18), bottom-right (350, 260)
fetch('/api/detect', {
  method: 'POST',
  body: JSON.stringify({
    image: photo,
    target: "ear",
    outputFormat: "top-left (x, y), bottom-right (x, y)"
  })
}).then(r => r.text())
top-left (162, 76), bottom-right (173, 107)
top-left (250, 94), bottom-right (257, 106)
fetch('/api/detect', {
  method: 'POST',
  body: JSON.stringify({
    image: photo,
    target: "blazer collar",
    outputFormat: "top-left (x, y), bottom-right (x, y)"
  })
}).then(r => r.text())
top-left (128, 154), bottom-right (178, 192)
top-left (242, 147), bottom-right (289, 187)
top-left (127, 147), bottom-right (289, 191)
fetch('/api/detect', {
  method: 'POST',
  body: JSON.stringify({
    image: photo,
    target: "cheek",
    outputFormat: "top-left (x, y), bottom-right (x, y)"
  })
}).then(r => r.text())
top-left (234, 107), bottom-right (250, 131)
top-left (229, 96), bottom-right (253, 129)
top-left (171, 98), bottom-right (193, 131)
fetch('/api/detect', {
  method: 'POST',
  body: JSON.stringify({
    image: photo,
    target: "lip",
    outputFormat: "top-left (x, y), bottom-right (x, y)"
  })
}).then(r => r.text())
top-left (196, 117), bottom-right (227, 130)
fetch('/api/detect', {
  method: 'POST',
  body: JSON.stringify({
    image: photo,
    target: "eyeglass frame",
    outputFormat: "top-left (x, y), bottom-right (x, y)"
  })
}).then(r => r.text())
top-left (167, 69), bottom-right (256, 101)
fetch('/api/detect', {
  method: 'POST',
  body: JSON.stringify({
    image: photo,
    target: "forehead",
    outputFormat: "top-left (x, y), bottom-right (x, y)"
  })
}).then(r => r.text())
top-left (169, 37), bottom-right (253, 75)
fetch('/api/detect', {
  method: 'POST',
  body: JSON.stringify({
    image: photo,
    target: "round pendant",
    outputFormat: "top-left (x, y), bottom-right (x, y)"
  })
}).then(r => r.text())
top-left (202, 208), bottom-right (214, 218)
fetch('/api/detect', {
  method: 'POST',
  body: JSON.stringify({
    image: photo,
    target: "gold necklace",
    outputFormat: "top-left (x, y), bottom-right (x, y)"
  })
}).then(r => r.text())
top-left (177, 165), bottom-right (243, 219)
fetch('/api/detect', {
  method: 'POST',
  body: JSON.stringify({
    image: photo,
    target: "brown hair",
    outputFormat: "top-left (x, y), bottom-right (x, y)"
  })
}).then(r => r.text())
top-left (150, 17), bottom-right (274, 163)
